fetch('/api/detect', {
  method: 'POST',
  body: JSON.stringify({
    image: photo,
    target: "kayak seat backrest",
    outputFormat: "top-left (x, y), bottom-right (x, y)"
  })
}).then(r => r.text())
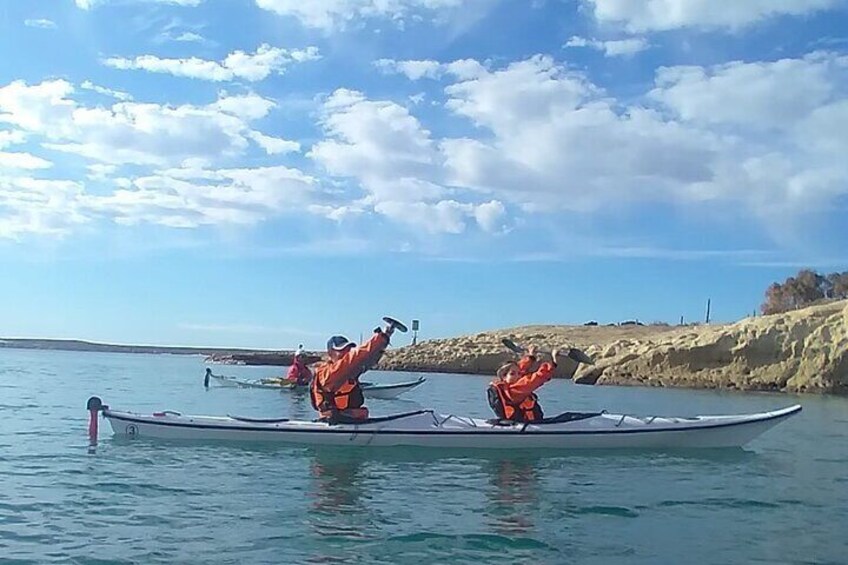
top-left (486, 418), bottom-right (518, 427)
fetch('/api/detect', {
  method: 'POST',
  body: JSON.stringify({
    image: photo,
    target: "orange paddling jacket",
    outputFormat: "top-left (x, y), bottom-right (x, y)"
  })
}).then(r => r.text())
top-left (310, 331), bottom-right (390, 421)
top-left (488, 361), bottom-right (556, 423)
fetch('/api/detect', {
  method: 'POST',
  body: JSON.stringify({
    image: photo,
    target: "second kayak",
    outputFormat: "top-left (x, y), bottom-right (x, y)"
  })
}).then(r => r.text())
top-left (204, 370), bottom-right (426, 400)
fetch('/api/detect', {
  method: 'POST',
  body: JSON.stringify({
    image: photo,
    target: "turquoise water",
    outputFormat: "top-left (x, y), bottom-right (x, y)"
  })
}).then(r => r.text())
top-left (1, 349), bottom-right (846, 564)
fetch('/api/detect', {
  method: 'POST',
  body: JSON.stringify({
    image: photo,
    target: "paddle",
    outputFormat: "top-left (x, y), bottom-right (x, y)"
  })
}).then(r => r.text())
top-left (382, 316), bottom-right (408, 333)
top-left (501, 338), bottom-right (595, 365)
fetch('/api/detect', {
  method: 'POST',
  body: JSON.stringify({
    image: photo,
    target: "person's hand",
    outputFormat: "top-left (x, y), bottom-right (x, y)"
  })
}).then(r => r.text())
top-left (384, 323), bottom-right (395, 337)
top-left (527, 345), bottom-right (538, 357)
top-left (550, 348), bottom-right (560, 364)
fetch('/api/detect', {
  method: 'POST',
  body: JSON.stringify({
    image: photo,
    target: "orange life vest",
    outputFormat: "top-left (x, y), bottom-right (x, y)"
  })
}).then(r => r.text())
top-left (310, 372), bottom-right (365, 418)
top-left (487, 381), bottom-right (543, 423)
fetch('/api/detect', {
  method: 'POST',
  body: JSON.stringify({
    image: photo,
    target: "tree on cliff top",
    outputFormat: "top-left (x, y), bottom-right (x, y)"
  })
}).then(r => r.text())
top-left (761, 269), bottom-right (848, 315)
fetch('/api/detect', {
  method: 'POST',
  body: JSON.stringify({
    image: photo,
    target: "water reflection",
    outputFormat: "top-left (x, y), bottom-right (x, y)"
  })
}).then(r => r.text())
top-left (483, 457), bottom-right (541, 536)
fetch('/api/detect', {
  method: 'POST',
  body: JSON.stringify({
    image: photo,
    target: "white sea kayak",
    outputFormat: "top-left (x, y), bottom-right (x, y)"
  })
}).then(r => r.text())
top-left (205, 373), bottom-right (426, 400)
top-left (92, 398), bottom-right (801, 450)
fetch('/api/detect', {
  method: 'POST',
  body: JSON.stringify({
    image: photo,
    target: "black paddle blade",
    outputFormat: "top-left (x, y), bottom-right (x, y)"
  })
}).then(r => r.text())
top-left (501, 338), bottom-right (525, 354)
top-left (567, 348), bottom-right (595, 365)
top-left (383, 316), bottom-right (408, 333)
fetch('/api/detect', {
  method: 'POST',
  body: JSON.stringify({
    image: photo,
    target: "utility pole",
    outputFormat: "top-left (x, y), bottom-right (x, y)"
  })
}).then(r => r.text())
top-left (705, 299), bottom-right (711, 324)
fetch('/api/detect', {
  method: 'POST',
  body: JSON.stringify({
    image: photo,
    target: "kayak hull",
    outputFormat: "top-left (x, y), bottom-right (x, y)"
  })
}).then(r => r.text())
top-left (207, 374), bottom-right (425, 399)
top-left (101, 404), bottom-right (801, 450)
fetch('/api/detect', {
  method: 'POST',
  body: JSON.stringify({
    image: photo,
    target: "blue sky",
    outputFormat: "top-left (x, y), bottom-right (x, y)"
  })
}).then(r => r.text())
top-left (1, 0), bottom-right (847, 349)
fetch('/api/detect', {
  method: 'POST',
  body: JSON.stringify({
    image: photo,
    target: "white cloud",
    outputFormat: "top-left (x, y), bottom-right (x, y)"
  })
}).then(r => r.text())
top-left (375, 59), bottom-right (443, 80)
top-left (104, 44), bottom-right (320, 82)
top-left (565, 35), bottom-right (650, 57)
top-left (310, 89), bottom-right (441, 203)
top-left (0, 130), bottom-right (26, 149)
top-left (80, 80), bottom-right (133, 101)
top-left (211, 92), bottom-right (276, 120)
top-left (173, 31), bottom-right (205, 42)
top-left (87, 165), bottom-right (325, 228)
top-left (585, 0), bottom-right (840, 32)
top-left (650, 53), bottom-right (844, 129)
top-left (0, 152), bottom-right (52, 170)
top-left (445, 59), bottom-right (487, 79)
top-left (310, 52), bottom-right (848, 243)
top-left (374, 200), bottom-right (469, 234)
top-left (442, 53), bottom-right (848, 220)
top-left (373, 58), bottom-right (488, 80)
top-left (0, 79), bottom-right (277, 166)
top-left (0, 177), bottom-right (88, 239)
top-left (249, 131), bottom-right (301, 154)
top-left (87, 163), bottom-right (118, 180)
top-left (76, 0), bottom-right (203, 9)
top-left (24, 19), bottom-right (57, 29)
top-left (309, 89), bottom-right (514, 234)
top-left (155, 18), bottom-right (213, 45)
top-left (255, 0), bottom-right (465, 30)
top-left (473, 200), bottom-right (507, 232)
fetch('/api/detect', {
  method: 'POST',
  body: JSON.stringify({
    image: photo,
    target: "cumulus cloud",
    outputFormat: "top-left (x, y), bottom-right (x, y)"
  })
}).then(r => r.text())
top-left (0, 151), bottom-right (52, 170)
top-left (310, 89), bottom-right (442, 202)
top-left (309, 89), bottom-right (509, 234)
top-left (0, 79), bottom-right (280, 166)
top-left (584, 0), bottom-right (840, 32)
top-left (565, 35), bottom-right (650, 57)
top-left (254, 0), bottom-right (465, 30)
top-left (310, 52), bottom-right (848, 239)
top-left (86, 165), bottom-right (324, 228)
top-left (104, 44), bottom-right (320, 82)
top-left (649, 53), bottom-right (844, 129)
top-left (0, 177), bottom-right (88, 239)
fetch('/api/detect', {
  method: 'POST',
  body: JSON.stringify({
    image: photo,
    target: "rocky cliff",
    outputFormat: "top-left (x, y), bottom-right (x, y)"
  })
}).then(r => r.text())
top-left (378, 300), bottom-right (848, 394)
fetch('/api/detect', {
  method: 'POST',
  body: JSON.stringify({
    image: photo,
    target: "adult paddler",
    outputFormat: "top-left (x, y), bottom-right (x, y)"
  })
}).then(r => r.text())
top-left (310, 317), bottom-right (406, 423)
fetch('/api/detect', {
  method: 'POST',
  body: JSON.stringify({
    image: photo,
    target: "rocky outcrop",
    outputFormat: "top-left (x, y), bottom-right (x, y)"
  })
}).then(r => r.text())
top-left (577, 300), bottom-right (848, 394)
top-left (377, 324), bottom-right (682, 380)
top-left (379, 300), bottom-right (848, 394)
top-left (206, 351), bottom-right (321, 366)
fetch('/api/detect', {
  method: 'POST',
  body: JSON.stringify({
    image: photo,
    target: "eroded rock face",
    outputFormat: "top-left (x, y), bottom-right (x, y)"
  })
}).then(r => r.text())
top-left (379, 300), bottom-right (848, 394)
top-left (378, 325), bottom-right (681, 380)
top-left (580, 300), bottom-right (848, 394)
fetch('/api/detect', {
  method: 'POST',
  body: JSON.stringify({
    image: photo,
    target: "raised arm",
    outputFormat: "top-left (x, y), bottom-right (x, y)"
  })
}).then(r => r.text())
top-left (507, 362), bottom-right (556, 400)
top-left (323, 331), bottom-right (390, 391)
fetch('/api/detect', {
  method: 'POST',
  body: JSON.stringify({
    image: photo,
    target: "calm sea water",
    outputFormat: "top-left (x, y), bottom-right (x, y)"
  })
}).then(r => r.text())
top-left (1, 348), bottom-right (846, 564)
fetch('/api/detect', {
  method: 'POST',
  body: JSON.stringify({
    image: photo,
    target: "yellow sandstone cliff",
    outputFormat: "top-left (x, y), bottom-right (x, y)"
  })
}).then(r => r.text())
top-left (378, 300), bottom-right (848, 394)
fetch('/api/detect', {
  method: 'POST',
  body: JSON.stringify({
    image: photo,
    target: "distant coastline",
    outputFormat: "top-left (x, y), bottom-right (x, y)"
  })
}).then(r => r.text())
top-left (0, 338), bottom-right (276, 357)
